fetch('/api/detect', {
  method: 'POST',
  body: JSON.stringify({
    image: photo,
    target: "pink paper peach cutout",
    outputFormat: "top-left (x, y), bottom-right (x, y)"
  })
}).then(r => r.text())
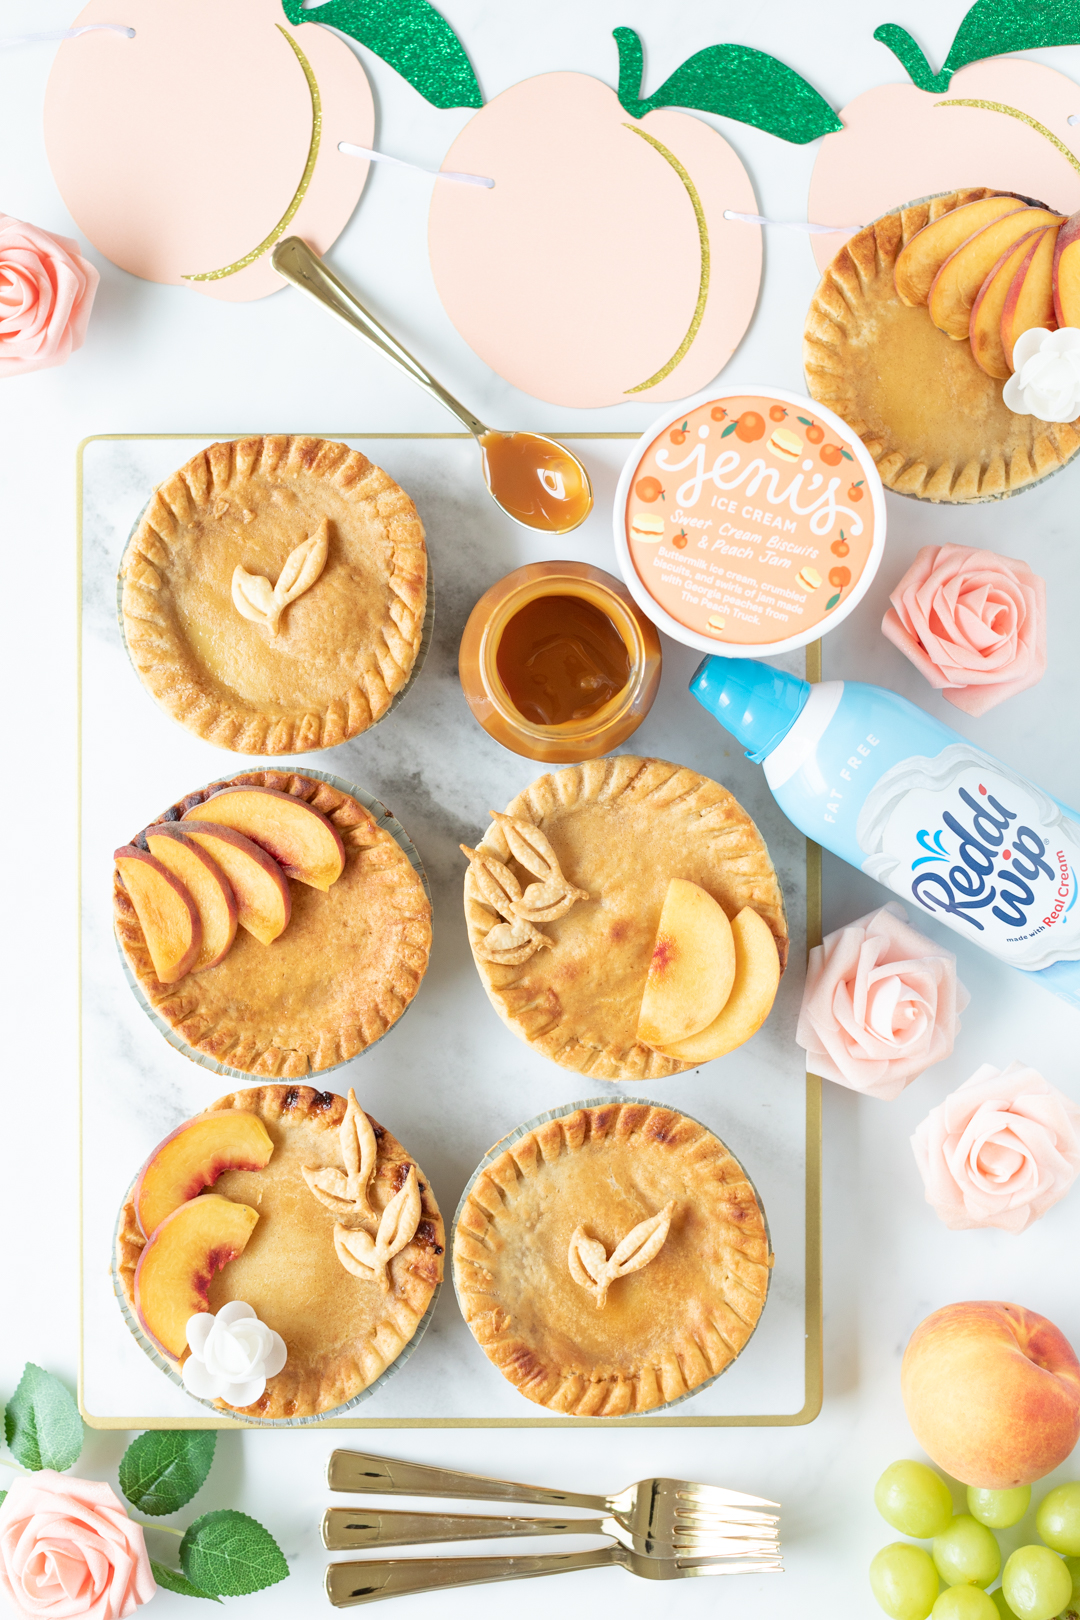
top-left (428, 71), bottom-right (762, 409)
top-left (808, 57), bottom-right (1080, 275)
top-left (44, 0), bottom-right (375, 302)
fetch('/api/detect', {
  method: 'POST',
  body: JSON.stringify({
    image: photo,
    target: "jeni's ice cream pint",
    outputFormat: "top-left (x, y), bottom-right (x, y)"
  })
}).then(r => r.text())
top-left (691, 655), bottom-right (1080, 1007)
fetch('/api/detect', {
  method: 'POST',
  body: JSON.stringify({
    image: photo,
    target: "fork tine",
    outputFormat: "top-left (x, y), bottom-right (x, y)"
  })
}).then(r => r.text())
top-left (677, 1558), bottom-right (784, 1578)
top-left (675, 1485), bottom-right (780, 1510)
top-left (675, 1507), bottom-right (780, 1528)
top-left (674, 1536), bottom-right (781, 1553)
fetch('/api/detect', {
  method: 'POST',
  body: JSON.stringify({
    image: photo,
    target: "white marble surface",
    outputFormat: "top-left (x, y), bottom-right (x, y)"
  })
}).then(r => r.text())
top-left (6, 1), bottom-right (1080, 1616)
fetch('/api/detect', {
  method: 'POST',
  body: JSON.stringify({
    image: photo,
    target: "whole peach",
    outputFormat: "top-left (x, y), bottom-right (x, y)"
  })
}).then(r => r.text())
top-left (901, 1302), bottom-right (1080, 1488)
top-left (736, 411), bottom-right (765, 442)
top-left (820, 443), bottom-right (843, 466)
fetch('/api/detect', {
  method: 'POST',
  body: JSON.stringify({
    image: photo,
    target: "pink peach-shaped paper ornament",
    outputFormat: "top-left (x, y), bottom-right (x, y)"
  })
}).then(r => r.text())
top-left (808, 57), bottom-right (1080, 275)
top-left (43, 0), bottom-right (375, 302)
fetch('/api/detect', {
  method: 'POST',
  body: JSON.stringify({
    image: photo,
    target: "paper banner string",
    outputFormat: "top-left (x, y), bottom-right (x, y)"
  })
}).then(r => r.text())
top-left (281, 0), bottom-right (481, 109)
top-left (725, 209), bottom-right (865, 232)
top-left (875, 0), bottom-right (1080, 93)
top-left (0, 24), bottom-right (133, 46)
top-left (338, 141), bottom-right (493, 187)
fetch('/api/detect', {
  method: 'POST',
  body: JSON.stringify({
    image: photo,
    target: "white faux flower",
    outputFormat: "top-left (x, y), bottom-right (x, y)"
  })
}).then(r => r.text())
top-left (1002, 326), bottom-right (1080, 422)
top-left (182, 1301), bottom-right (287, 1407)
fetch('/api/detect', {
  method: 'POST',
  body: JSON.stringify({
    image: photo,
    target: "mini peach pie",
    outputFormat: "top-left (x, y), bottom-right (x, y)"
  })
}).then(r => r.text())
top-left (119, 436), bottom-right (427, 753)
top-left (113, 770), bottom-right (431, 1077)
top-left (453, 1102), bottom-right (771, 1416)
top-left (804, 189), bottom-right (1080, 502)
top-left (116, 1085), bottom-right (444, 1419)
top-left (461, 757), bottom-right (786, 1081)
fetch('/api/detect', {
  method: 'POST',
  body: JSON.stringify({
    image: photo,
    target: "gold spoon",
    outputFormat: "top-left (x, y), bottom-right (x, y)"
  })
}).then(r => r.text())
top-left (271, 237), bottom-right (593, 535)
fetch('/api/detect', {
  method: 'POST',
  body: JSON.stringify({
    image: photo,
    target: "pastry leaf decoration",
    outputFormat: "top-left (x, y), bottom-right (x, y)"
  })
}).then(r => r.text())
top-left (302, 1088), bottom-right (378, 1221)
top-left (460, 843), bottom-right (552, 965)
top-left (874, 0), bottom-right (1080, 93)
top-left (568, 1202), bottom-right (676, 1309)
top-left (334, 1168), bottom-right (422, 1290)
top-left (280, 0), bottom-right (482, 109)
top-left (489, 812), bottom-right (590, 922)
top-left (612, 27), bottom-right (842, 144)
top-left (232, 519), bottom-right (329, 635)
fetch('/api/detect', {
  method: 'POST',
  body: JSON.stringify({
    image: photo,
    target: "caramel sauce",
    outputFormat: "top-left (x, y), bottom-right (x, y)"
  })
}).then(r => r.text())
top-left (480, 431), bottom-right (592, 532)
top-left (496, 594), bottom-right (631, 726)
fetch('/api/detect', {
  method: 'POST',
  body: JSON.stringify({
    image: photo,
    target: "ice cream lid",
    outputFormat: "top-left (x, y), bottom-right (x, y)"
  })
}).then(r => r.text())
top-left (612, 387), bottom-right (886, 657)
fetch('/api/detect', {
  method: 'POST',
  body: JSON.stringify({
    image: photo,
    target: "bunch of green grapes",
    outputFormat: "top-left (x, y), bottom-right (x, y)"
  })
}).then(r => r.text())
top-left (870, 1462), bottom-right (1080, 1620)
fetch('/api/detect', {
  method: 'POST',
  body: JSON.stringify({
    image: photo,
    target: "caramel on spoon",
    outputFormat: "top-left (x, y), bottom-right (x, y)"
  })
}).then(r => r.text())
top-left (272, 237), bottom-right (593, 535)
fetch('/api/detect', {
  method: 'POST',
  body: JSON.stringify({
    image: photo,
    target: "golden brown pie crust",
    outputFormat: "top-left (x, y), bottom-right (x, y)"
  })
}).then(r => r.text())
top-left (804, 189), bottom-right (1080, 502)
top-left (463, 757), bottom-right (787, 1081)
top-left (454, 1103), bottom-right (771, 1416)
top-left (116, 1085), bottom-right (444, 1419)
top-left (120, 436), bottom-right (427, 753)
top-left (114, 771), bottom-right (431, 1077)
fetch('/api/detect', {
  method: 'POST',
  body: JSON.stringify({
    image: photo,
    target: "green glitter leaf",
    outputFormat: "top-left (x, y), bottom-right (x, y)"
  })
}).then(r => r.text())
top-left (875, 0), bottom-right (1080, 93)
top-left (614, 27), bottom-right (842, 144)
top-left (281, 0), bottom-right (481, 109)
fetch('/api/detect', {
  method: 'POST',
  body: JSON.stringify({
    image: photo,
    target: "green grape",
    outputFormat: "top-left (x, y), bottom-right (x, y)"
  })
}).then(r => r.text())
top-left (968, 1487), bottom-right (1032, 1529)
top-left (1062, 1555), bottom-right (1080, 1615)
top-left (931, 1586), bottom-right (1000, 1618)
top-left (1036, 1484), bottom-right (1080, 1557)
top-left (1002, 1545), bottom-right (1073, 1620)
top-left (871, 1542), bottom-right (941, 1620)
top-left (990, 1587), bottom-right (1020, 1619)
top-left (876, 1461), bottom-right (956, 1539)
top-left (933, 1516), bottom-right (1002, 1589)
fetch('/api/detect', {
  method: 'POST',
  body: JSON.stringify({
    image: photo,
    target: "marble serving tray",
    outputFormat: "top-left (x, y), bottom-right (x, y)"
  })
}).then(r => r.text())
top-left (78, 432), bottom-right (821, 1429)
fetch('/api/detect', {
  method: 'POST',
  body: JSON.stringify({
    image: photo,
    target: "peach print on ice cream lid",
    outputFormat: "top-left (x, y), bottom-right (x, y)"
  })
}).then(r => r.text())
top-left (613, 388), bottom-right (886, 657)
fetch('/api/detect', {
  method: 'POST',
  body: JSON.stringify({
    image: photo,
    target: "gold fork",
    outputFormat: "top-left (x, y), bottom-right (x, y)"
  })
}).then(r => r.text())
top-left (326, 1545), bottom-right (783, 1606)
top-left (326, 1449), bottom-right (780, 1560)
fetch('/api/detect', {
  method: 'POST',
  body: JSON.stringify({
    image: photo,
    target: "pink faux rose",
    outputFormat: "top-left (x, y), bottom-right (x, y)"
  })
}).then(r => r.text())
top-left (881, 543), bottom-right (1046, 717)
top-left (795, 901), bottom-right (968, 1099)
top-left (0, 1471), bottom-right (155, 1619)
top-left (912, 1060), bottom-right (1080, 1234)
top-left (0, 216), bottom-right (98, 379)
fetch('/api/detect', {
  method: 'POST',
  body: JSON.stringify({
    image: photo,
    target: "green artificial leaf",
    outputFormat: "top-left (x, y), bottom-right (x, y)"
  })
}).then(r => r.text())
top-left (181, 1511), bottom-right (289, 1598)
top-left (0, 1491), bottom-right (7, 1509)
top-left (4, 1365), bottom-right (82, 1473)
top-left (825, 591), bottom-right (842, 610)
top-left (119, 1431), bottom-right (216, 1517)
top-left (150, 1561), bottom-right (221, 1603)
top-left (875, 0), bottom-right (1080, 93)
top-left (613, 26), bottom-right (842, 144)
top-left (281, 0), bottom-right (482, 108)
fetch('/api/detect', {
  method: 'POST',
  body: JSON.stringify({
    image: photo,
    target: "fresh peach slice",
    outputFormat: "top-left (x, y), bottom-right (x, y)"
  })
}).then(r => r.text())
top-left (134, 1111), bottom-right (274, 1239)
top-left (928, 208), bottom-right (1064, 340)
top-left (183, 787), bottom-right (345, 891)
top-left (894, 195), bottom-right (1027, 306)
top-left (114, 845), bottom-right (202, 984)
top-left (1053, 211), bottom-right (1080, 327)
top-left (1001, 226), bottom-right (1059, 371)
top-left (133, 1193), bottom-right (259, 1361)
top-left (969, 229), bottom-right (1046, 379)
top-left (179, 822), bottom-right (290, 945)
top-left (636, 878), bottom-right (736, 1048)
top-left (659, 908), bottom-right (781, 1065)
top-left (144, 826), bottom-right (237, 972)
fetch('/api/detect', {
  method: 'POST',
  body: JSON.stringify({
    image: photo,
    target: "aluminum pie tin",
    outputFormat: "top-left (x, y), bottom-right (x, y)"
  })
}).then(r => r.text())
top-left (451, 1096), bottom-right (772, 1419)
top-left (111, 1177), bottom-right (441, 1427)
top-left (116, 498), bottom-right (435, 751)
top-left (115, 767), bottom-right (431, 1085)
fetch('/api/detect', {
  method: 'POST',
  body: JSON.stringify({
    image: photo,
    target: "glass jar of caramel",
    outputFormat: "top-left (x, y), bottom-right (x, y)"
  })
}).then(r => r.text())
top-left (459, 561), bottom-right (662, 762)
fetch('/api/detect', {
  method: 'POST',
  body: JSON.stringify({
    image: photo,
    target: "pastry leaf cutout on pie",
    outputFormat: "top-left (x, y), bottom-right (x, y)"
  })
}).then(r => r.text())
top-left (301, 1089), bottom-right (378, 1222)
top-left (231, 520), bottom-right (329, 635)
top-left (334, 1168), bottom-right (422, 1290)
top-left (459, 844), bottom-right (552, 965)
top-left (567, 1201), bottom-right (675, 1309)
top-left (489, 812), bottom-right (589, 922)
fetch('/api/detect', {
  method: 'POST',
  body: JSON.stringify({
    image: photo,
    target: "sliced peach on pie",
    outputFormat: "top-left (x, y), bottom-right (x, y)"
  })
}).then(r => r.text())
top-left (1001, 225), bottom-right (1058, 371)
top-left (144, 826), bottom-right (237, 972)
top-left (179, 822), bottom-right (290, 945)
top-left (1053, 211), bottom-right (1080, 327)
top-left (134, 1111), bottom-right (274, 1239)
top-left (183, 787), bottom-right (345, 891)
top-left (659, 907), bottom-right (781, 1065)
top-left (928, 207), bottom-right (1064, 340)
top-left (636, 878), bottom-right (736, 1048)
top-left (133, 1193), bottom-right (259, 1361)
top-left (114, 845), bottom-right (202, 984)
top-left (970, 229), bottom-right (1046, 379)
top-left (894, 195), bottom-right (1027, 307)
